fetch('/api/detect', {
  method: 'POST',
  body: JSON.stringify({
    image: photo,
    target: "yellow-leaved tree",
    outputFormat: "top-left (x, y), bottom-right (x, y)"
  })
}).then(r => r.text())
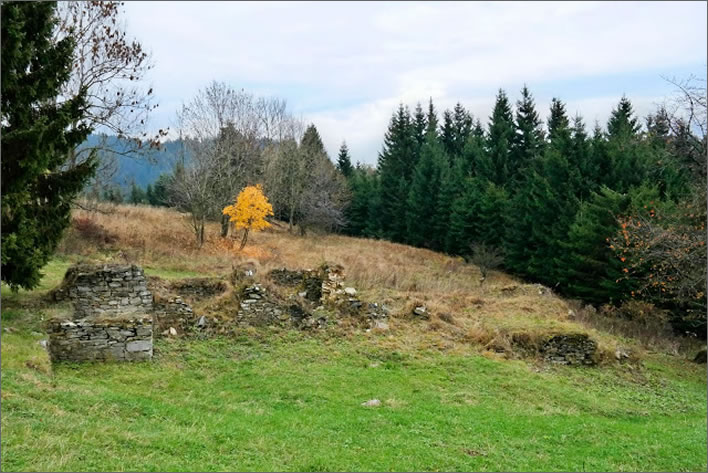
top-left (223, 184), bottom-right (274, 250)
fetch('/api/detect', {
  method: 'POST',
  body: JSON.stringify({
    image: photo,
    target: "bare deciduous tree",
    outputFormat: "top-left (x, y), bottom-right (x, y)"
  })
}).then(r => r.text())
top-left (467, 243), bottom-right (504, 285)
top-left (298, 154), bottom-right (350, 234)
top-left (171, 81), bottom-right (302, 245)
top-left (658, 74), bottom-right (707, 178)
top-left (55, 1), bottom-right (166, 204)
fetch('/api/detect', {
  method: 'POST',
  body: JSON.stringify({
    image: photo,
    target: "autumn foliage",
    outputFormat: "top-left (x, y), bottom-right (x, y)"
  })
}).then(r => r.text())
top-left (223, 185), bottom-right (274, 250)
top-left (610, 195), bottom-right (707, 335)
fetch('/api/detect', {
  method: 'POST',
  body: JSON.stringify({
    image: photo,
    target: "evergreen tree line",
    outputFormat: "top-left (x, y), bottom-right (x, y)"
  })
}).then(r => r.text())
top-left (92, 175), bottom-right (172, 206)
top-left (335, 87), bottom-right (706, 336)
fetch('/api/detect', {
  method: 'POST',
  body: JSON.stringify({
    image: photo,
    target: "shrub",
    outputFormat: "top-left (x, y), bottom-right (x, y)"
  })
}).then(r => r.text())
top-left (466, 243), bottom-right (504, 284)
top-left (72, 217), bottom-right (118, 245)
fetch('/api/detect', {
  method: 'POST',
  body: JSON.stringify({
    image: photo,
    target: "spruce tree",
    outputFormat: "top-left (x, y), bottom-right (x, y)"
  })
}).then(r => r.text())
top-left (441, 103), bottom-right (472, 159)
top-left (452, 102), bottom-right (473, 156)
top-left (571, 115), bottom-right (596, 199)
top-left (506, 99), bottom-right (582, 283)
top-left (463, 120), bottom-right (487, 179)
top-left (437, 156), bottom-right (465, 252)
top-left (589, 121), bottom-right (612, 190)
top-left (152, 174), bottom-right (171, 207)
top-left (547, 98), bottom-right (571, 148)
top-left (406, 131), bottom-right (448, 248)
top-left (441, 109), bottom-right (455, 158)
top-left (448, 177), bottom-right (509, 256)
top-left (336, 141), bottom-right (354, 178)
top-left (557, 187), bottom-right (634, 303)
top-left (344, 166), bottom-right (375, 236)
top-left (447, 177), bottom-right (479, 255)
top-left (1, 1), bottom-right (96, 290)
top-left (145, 184), bottom-right (155, 205)
top-left (301, 123), bottom-right (327, 156)
top-left (413, 102), bottom-right (427, 149)
top-left (129, 182), bottom-right (145, 204)
top-left (485, 89), bottom-right (515, 186)
top-left (376, 104), bottom-right (417, 241)
top-left (605, 97), bottom-right (650, 192)
top-left (607, 96), bottom-right (641, 137)
top-left (510, 85), bottom-right (545, 183)
top-left (426, 98), bottom-right (439, 137)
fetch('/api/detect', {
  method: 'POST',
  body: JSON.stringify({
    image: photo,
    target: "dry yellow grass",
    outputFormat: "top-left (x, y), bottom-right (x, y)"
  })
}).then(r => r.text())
top-left (60, 202), bottom-right (637, 361)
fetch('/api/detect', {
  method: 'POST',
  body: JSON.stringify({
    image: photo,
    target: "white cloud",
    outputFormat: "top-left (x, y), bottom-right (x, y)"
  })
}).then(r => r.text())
top-left (122, 1), bottom-right (707, 163)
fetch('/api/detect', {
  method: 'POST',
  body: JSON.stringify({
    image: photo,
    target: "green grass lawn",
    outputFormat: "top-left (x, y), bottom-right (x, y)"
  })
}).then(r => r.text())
top-left (2, 327), bottom-right (706, 472)
top-left (2, 259), bottom-right (706, 471)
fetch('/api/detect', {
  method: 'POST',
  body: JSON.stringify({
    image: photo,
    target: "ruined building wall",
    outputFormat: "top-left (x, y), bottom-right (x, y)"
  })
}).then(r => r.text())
top-left (48, 264), bottom-right (154, 363)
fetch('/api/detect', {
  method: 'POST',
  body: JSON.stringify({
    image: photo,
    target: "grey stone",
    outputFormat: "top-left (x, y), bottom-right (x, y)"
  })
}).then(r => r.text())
top-left (344, 287), bottom-right (357, 296)
top-left (126, 340), bottom-right (152, 352)
top-left (372, 321), bottom-right (389, 331)
top-left (361, 399), bottom-right (381, 407)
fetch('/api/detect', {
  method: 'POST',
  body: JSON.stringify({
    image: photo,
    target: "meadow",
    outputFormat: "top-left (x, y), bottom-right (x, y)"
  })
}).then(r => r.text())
top-left (1, 203), bottom-right (706, 471)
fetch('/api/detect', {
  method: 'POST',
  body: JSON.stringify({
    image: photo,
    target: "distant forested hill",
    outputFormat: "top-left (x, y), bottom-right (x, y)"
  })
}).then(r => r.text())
top-left (80, 134), bottom-right (187, 189)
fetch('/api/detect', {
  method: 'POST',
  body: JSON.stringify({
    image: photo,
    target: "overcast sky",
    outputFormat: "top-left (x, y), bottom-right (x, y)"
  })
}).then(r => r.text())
top-left (123, 1), bottom-right (707, 165)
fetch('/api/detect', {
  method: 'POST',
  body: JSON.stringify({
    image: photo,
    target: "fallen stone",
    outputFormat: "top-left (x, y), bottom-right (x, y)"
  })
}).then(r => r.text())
top-left (361, 399), bottom-right (381, 407)
top-left (413, 306), bottom-right (427, 316)
top-left (373, 320), bottom-right (389, 331)
top-left (344, 287), bottom-right (357, 296)
top-left (196, 316), bottom-right (207, 328)
top-left (615, 347), bottom-right (630, 361)
top-left (169, 327), bottom-right (177, 336)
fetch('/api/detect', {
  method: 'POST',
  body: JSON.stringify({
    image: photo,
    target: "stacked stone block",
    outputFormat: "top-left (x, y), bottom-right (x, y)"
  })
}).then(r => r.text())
top-left (47, 264), bottom-right (154, 363)
top-left (47, 315), bottom-right (153, 362)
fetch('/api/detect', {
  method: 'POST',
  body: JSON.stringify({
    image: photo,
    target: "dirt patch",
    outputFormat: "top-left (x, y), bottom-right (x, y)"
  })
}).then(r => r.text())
top-left (268, 268), bottom-right (305, 287)
top-left (167, 278), bottom-right (228, 301)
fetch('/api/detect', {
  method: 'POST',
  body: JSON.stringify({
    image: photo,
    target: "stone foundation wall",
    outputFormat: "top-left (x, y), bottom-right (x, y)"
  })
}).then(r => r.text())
top-left (47, 264), bottom-right (154, 363)
top-left (541, 334), bottom-right (597, 365)
top-left (47, 315), bottom-right (153, 362)
top-left (54, 264), bottom-right (152, 318)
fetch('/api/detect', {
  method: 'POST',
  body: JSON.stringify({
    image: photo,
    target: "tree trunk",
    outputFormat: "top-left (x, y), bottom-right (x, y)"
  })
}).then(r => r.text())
top-left (288, 207), bottom-right (295, 233)
top-left (239, 228), bottom-right (249, 250)
top-left (198, 217), bottom-right (205, 248)
top-left (220, 214), bottom-right (229, 238)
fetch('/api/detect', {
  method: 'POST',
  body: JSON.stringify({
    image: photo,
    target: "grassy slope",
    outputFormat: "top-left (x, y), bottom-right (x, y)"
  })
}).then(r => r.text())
top-left (1, 203), bottom-right (706, 471)
top-left (2, 330), bottom-right (706, 472)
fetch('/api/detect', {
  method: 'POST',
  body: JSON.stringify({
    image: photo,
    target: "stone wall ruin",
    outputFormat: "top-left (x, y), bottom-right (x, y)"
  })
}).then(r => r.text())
top-left (51, 264), bottom-right (152, 317)
top-left (47, 315), bottom-right (153, 362)
top-left (47, 264), bottom-right (153, 363)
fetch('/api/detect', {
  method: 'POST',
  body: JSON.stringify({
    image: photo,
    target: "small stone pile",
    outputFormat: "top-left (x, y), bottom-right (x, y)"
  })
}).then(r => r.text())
top-left (320, 264), bottom-right (345, 299)
top-left (152, 296), bottom-right (195, 334)
top-left (312, 264), bottom-right (389, 328)
top-left (540, 334), bottom-right (598, 365)
top-left (237, 284), bottom-right (288, 327)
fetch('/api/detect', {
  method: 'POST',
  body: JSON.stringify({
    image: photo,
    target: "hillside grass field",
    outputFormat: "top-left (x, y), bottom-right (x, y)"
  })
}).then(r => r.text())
top-left (2, 203), bottom-right (706, 471)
